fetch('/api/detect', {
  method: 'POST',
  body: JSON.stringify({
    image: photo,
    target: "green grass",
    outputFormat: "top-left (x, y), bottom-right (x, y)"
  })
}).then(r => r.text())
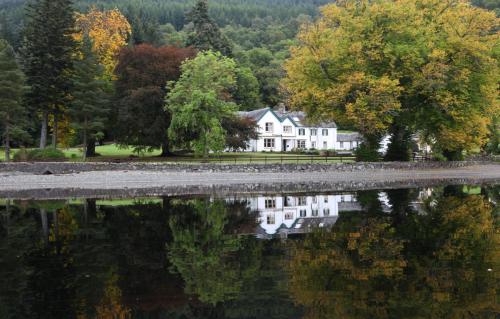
top-left (0, 144), bottom-right (355, 163)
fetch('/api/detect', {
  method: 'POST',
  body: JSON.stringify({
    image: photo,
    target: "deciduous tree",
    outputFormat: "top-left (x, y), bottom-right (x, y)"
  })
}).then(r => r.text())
top-left (74, 7), bottom-right (132, 79)
top-left (114, 44), bottom-right (196, 156)
top-left (284, 0), bottom-right (499, 161)
top-left (166, 51), bottom-right (238, 157)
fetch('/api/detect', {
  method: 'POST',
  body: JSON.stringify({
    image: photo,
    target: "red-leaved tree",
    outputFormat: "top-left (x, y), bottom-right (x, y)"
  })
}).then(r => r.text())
top-left (114, 44), bottom-right (196, 156)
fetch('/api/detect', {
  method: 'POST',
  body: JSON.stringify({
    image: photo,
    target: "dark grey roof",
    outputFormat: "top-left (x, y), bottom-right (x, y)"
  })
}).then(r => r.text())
top-left (337, 132), bottom-right (363, 142)
top-left (240, 107), bottom-right (337, 128)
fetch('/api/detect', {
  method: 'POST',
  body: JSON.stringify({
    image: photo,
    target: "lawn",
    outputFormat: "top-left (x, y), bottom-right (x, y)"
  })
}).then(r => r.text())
top-left (0, 144), bottom-right (355, 163)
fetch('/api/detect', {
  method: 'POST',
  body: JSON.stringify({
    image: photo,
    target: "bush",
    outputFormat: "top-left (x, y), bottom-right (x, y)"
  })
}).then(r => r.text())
top-left (13, 148), bottom-right (66, 162)
top-left (354, 143), bottom-right (380, 162)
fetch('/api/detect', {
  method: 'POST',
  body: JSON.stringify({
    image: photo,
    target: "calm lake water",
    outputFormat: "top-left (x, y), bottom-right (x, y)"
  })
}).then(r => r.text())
top-left (0, 185), bottom-right (498, 318)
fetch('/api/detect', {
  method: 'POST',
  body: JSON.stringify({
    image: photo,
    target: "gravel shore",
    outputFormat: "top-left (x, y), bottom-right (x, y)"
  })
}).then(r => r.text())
top-left (0, 164), bottom-right (498, 199)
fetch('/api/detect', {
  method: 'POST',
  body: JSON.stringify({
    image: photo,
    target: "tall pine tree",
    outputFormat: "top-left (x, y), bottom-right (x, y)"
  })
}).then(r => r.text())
top-left (22, 0), bottom-right (76, 149)
top-left (0, 39), bottom-right (30, 162)
top-left (70, 37), bottom-right (110, 161)
top-left (187, 0), bottom-right (233, 56)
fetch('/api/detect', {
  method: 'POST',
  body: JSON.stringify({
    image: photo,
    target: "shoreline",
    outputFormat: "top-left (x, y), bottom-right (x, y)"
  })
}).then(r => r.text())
top-left (0, 163), bottom-right (498, 199)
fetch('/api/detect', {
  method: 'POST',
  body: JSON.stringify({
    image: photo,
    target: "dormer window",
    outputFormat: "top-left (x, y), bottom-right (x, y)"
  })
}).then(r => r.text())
top-left (265, 122), bottom-right (274, 133)
top-left (283, 125), bottom-right (292, 133)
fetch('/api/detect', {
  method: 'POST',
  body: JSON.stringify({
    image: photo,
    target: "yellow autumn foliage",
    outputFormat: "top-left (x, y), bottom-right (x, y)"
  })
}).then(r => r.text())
top-left (75, 7), bottom-right (132, 79)
top-left (284, 0), bottom-right (500, 151)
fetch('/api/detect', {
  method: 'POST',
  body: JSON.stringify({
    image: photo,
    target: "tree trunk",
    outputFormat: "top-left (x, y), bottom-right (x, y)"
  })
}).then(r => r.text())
top-left (4, 123), bottom-right (10, 162)
top-left (52, 114), bottom-right (58, 149)
top-left (384, 124), bottom-right (412, 162)
top-left (82, 118), bottom-right (88, 162)
top-left (160, 139), bottom-right (172, 157)
top-left (86, 138), bottom-right (96, 158)
top-left (40, 111), bottom-right (48, 149)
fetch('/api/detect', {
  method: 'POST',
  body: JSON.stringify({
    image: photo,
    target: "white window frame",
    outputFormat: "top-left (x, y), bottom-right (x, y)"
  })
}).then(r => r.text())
top-left (311, 142), bottom-right (316, 149)
top-left (265, 198), bottom-right (276, 209)
top-left (323, 141), bottom-right (328, 149)
top-left (310, 129), bottom-right (317, 136)
top-left (283, 125), bottom-right (292, 134)
top-left (312, 209), bottom-right (319, 217)
top-left (322, 129), bottom-right (329, 136)
top-left (267, 213), bottom-right (275, 225)
top-left (324, 208), bottom-right (330, 216)
top-left (298, 128), bottom-right (306, 136)
top-left (264, 138), bottom-right (275, 148)
top-left (298, 197), bottom-right (307, 206)
top-left (284, 212), bottom-right (294, 220)
top-left (265, 122), bottom-right (274, 133)
top-left (300, 209), bottom-right (307, 217)
top-left (297, 140), bottom-right (306, 149)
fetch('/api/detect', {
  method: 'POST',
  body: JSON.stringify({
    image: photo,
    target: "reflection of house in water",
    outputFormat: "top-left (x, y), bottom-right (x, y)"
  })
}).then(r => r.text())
top-left (242, 194), bottom-right (361, 239)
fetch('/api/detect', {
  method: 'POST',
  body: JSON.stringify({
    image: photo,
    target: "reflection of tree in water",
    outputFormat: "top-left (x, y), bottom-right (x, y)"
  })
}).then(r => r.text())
top-left (289, 189), bottom-right (498, 319)
top-left (167, 199), bottom-right (251, 305)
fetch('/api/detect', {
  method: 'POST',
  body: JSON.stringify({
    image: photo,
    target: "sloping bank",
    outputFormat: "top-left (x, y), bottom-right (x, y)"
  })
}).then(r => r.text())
top-left (0, 161), bottom-right (499, 200)
top-left (0, 160), bottom-right (488, 175)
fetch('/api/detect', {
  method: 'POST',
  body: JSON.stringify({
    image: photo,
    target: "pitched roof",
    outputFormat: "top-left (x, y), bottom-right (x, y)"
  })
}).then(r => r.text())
top-left (239, 107), bottom-right (337, 128)
top-left (337, 132), bottom-right (363, 142)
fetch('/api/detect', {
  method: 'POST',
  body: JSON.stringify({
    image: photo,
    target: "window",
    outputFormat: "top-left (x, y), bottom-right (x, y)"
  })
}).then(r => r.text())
top-left (264, 139), bottom-right (275, 148)
top-left (324, 208), bottom-right (330, 216)
top-left (300, 209), bottom-right (307, 217)
top-left (324, 197), bottom-right (328, 203)
top-left (311, 142), bottom-right (316, 149)
top-left (312, 209), bottom-right (319, 217)
top-left (265, 122), bottom-right (273, 133)
top-left (340, 142), bottom-right (344, 148)
top-left (265, 199), bottom-right (276, 208)
top-left (267, 213), bottom-right (275, 224)
top-left (297, 140), bottom-right (306, 149)
top-left (322, 129), bottom-right (329, 136)
top-left (285, 212), bottom-right (294, 220)
top-left (310, 129), bottom-right (317, 136)
top-left (298, 197), bottom-right (307, 206)
top-left (298, 128), bottom-right (306, 136)
top-left (323, 142), bottom-right (327, 149)
top-left (283, 125), bottom-right (292, 134)
top-left (312, 196), bottom-right (318, 204)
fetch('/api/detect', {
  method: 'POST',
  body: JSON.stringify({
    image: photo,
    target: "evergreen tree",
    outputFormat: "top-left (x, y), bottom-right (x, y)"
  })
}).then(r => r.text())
top-left (0, 39), bottom-right (30, 162)
top-left (70, 37), bottom-right (110, 161)
top-left (22, 0), bottom-right (76, 149)
top-left (187, 0), bottom-right (233, 56)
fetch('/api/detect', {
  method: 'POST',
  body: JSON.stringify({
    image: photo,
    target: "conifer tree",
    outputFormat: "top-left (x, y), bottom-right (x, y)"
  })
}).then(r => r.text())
top-left (22, 0), bottom-right (76, 149)
top-left (187, 0), bottom-right (233, 56)
top-left (70, 37), bottom-right (109, 161)
top-left (0, 39), bottom-right (30, 162)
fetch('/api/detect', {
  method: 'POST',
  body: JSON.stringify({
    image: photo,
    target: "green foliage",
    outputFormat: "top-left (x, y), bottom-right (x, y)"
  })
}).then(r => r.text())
top-left (70, 37), bottom-right (110, 161)
top-left (186, 0), bottom-right (233, 56)
top-left (13, 147), bottom-right (66, 161)
top-left (233, 66), bottom-right (261, 110)
top-left (166, 51), bottom-right (238, 157)
top-left (354, 136), bottom-right (381, 162)
top-left (0, 38), bottom-right (29, 162)
top-left (22, 0), bottom-right (77, 148)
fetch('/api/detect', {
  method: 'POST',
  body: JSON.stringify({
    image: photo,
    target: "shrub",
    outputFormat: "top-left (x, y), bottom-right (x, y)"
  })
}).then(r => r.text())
top-left (354, 143), bottom-right (380, 162)
top-left (13, 148), bottom-right (66, 162)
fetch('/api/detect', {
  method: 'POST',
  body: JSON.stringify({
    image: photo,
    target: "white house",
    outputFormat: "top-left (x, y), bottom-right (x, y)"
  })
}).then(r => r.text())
top-left (241, 194), bottom-right (361, 238)
top-left (238, 107), bottom-right (362, 152)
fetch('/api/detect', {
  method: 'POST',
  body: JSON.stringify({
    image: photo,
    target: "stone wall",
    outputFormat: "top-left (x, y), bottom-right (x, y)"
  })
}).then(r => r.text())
top-left (0, 160), bottom-right (486, 175)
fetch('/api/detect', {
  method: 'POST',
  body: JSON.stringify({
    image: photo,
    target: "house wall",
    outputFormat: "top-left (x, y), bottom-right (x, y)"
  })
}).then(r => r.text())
top-left (249, 111), bottom-right (339, 152)
top-left (249, 194), bottom-right (356, 235)
top-left (336, 140), bottom-right (360, 151)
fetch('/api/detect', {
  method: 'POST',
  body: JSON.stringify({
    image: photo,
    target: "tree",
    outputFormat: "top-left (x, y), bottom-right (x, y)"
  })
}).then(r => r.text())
top-left (166, 51), bottom-right (238, 157)
top-left (222, 116), bottom-right (258, 151)
top-left (284, 0), bottom-right (499, 161)
top-left (74, 7), bottom-right (132, 80)
top-left (114, 44), bottom-right (196, 156)
top-left (187, 0), bottom-right (233, 56)
top-left (0, 39), bottom-right (29, 162)
top-left (233, 66), bottom-right (261, 110)
top-left (69, 37), bottom-right (110, 161)
top-left (23, 0), bottom-right (77, 149)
